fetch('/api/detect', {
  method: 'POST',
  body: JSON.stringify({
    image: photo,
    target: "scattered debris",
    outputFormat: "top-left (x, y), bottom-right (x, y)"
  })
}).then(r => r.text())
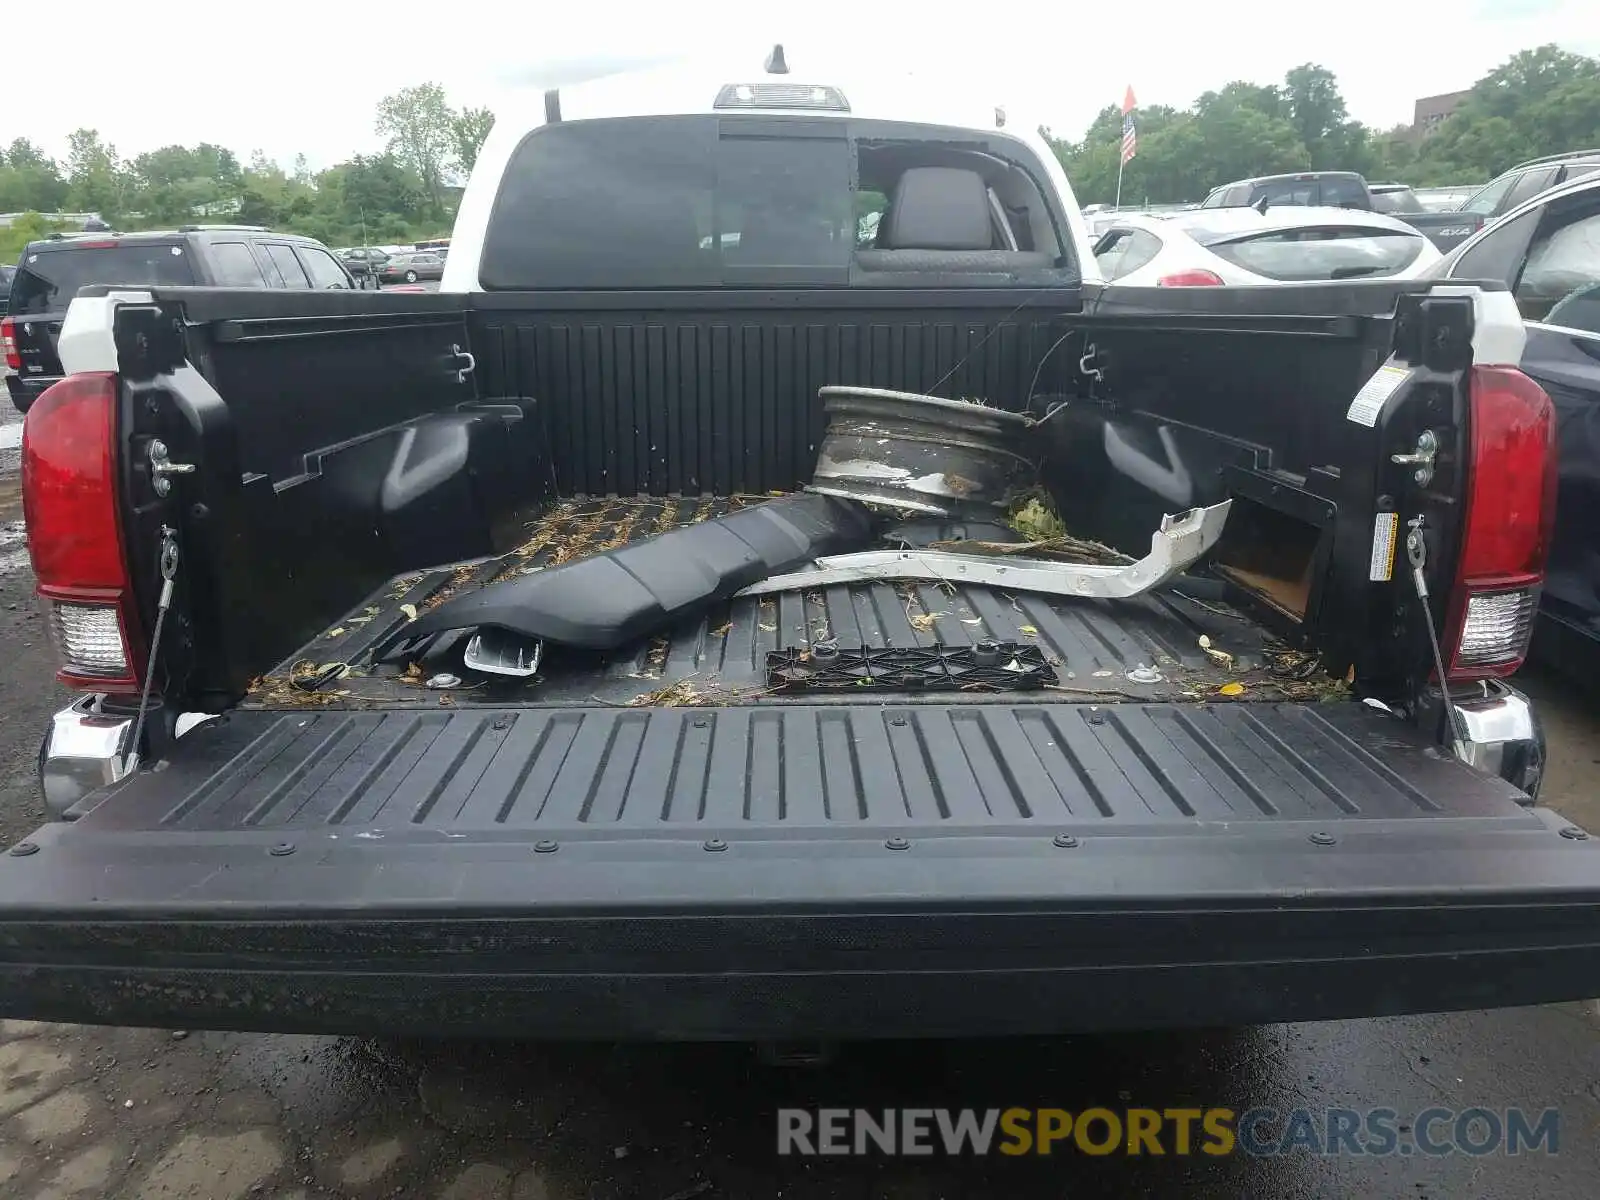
top-left (1198, 634), bottom-right (1234, 670)
top-left (710, 621), bottom-right (732, 638)
top-left (425, 673), bottom-right (462, 689)
top-left (1018, 624), bottom-right (1039, 637)
top-left (628, 678), bottom-right (713, 707)
top-left (399, 603), bottom-right (419, 622)
top-left (1007, 493), bottom-right (1068, 541)
top-left (1218, 682), bottom-right (1247, 697)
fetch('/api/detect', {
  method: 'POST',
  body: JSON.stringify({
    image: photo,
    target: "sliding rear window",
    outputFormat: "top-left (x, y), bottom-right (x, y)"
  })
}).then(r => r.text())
top-left (11, 242), bottom-right (196, 315)
top-left (1205, 227), bottom-right (1425, 281)
top-left (479, 115), bottom-right (1072, 289)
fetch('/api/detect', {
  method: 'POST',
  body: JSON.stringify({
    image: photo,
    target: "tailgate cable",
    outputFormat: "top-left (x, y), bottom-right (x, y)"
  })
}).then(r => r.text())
top-left (1405, 517), bottom-right (1469, 760)
top-left (123, 527), bottom-right (180, 775)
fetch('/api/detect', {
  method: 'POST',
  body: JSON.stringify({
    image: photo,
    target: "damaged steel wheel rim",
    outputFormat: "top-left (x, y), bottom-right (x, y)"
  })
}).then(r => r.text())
top-left (806, 386), bottom-right (1034, 517)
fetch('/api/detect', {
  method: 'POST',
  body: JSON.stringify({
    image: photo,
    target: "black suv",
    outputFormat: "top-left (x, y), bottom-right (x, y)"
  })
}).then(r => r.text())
top-left (5, 225), bottom-right (355, 413)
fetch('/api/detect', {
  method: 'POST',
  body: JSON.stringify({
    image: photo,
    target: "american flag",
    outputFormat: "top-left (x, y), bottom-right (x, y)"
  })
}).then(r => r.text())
top-left (1121, 85), bottom-right (1137, 165)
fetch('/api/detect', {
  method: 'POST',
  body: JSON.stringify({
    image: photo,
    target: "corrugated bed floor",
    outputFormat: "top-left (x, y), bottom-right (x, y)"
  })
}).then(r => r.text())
top-left (248, 495), bottom-right (1333, 710)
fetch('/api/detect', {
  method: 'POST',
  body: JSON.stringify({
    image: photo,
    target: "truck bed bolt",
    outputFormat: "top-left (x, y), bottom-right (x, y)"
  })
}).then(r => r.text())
top-left (1053, 834), bottom-right (1080, 849)
top-left (8, 842), bottom-right (39, 857)
top-left (885, 837), bottom-right (910, 851)
top-left (1309, 831), bottom-right (1337, 846)
top-left (269, 842), bottom-right (295, 856)
top-left (534, 840), bottom-right (559, 853)
top-left (1559, 826), bottom-right (1588, 841)
top-left (703, 838), bottom-right (728, 852)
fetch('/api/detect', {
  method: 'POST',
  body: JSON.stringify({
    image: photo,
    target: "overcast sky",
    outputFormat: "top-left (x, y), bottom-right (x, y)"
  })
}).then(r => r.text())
top-left (18, 0), bottom-right (1598, 171)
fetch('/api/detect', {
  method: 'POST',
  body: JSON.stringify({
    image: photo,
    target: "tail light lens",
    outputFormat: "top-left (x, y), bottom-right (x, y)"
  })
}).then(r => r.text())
top-left (21, 371), bottom-right (145, 693)
top-left (1, 317), bottom-right (18, 370)
top-left (1157, 269), bottom-right (1224, 287)
top-left (1445, 365), bottom-right (1557, 680)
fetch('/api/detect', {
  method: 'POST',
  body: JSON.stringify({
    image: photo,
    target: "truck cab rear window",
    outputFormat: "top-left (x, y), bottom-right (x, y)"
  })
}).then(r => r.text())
top-left (480, 116), bottom-right (1070, 290)
top-left (11, 244), bottom-right (195, 315)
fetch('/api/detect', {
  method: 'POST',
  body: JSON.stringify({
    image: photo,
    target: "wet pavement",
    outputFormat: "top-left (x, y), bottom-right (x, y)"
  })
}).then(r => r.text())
top-left (0, 420), bottom-right (1597, 1197)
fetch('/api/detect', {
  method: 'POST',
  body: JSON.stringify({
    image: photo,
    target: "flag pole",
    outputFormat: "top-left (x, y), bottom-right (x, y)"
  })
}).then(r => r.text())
top-left (1115, 84), bottom-right (1135, 210)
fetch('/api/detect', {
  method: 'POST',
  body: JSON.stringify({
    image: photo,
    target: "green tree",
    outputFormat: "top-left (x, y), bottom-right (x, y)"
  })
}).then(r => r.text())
top-left (129, 143), bottom-right (243, 224)
top-left (1, 212), bottom-right (75, 258)
top-left (1283, 64), bottom-right (1352, 168)
top-left (0, 139), bottom-right (68, 213)
top-left (64, 129), bottom-right (127, 218)
top-left (1413, 46), bottom-right (1600, 182)
top-left (452, 106), bottom-right (495, 175)
top-left (376, 82), bottom-right (456, 213)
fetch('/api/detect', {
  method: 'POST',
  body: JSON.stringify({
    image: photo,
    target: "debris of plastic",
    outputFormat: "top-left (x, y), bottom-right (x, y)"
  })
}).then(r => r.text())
top-left (1198, 634), bottom-right (1235, 669)
top-left (1126, 664), bottom-right (1163, 684)
top-left (425, 673), bottom-right (462, 689)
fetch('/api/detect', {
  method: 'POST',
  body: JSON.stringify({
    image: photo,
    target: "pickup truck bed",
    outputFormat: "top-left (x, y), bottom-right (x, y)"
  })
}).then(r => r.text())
top-left (17, 492), bottom-right (1597, 1040)
top-left (249, 494), bottom-right (1295, 712)
top-left (10, 281), bottom-right (1600, 1041)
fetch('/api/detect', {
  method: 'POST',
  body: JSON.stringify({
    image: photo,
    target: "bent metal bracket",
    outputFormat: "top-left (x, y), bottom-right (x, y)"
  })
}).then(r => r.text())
top-left (735, 501), bottom-right (1234, 601)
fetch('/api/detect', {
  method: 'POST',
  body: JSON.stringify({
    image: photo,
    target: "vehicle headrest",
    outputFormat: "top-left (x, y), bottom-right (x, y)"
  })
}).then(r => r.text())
top-left (881, 167), bottom-right (993, 251)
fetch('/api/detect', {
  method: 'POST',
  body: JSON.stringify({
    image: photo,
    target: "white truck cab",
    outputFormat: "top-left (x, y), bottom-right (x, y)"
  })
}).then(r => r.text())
top-left (442, 47), bottom-right (1101, 294)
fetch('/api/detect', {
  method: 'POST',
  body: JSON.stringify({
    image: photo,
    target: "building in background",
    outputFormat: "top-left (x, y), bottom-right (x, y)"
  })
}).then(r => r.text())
top-left (1413, 91), bottom-right (1470, 137)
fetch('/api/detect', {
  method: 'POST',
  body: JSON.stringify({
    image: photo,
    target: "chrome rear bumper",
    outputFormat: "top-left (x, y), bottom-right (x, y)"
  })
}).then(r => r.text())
top-left (38, 698), bottom-right (134, 818)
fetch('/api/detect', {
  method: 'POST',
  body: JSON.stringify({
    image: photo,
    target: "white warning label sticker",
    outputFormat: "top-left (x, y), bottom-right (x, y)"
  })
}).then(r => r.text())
top-left (1347, 365), bottom-right (1411, 428)
top-left (1369, 511), bottom-right (1400, 581)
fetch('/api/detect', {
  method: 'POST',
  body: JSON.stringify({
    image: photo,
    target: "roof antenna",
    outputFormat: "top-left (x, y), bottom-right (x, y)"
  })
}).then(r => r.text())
top-left (765, 43), bottom-right (789, 74)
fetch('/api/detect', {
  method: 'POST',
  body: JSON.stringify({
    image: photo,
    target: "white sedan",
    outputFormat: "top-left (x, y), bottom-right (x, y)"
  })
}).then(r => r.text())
top-left (1093, 206), bottom-right (1443, 287)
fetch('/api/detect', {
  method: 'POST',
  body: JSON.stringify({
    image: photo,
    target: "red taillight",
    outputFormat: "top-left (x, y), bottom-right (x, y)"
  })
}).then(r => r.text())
top-left (1157, 269), bottom-right (1224, 287)
top-left (21, 372), bottom-right (145, 692)
top-left (1, 317), bottom-right (18, 371)
top-left (75, 240), bottom-right (119, 249)
top-left (1444, 365), bottom-right (1557, 680)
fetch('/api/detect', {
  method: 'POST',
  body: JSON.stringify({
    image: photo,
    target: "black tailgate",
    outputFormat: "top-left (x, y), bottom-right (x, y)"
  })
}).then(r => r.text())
top-left (3, 699), bottom-right (1599, 1038)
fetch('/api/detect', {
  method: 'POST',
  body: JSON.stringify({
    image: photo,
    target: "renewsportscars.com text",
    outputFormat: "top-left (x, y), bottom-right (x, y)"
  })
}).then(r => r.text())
top-left (776, 1107), bottom-right (1560, 1158)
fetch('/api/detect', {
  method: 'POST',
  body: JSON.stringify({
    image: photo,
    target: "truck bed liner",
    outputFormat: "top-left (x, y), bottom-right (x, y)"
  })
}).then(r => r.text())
top-left (78, 699), bottom-right (1515, 834)
top-left (249, 496), bottom-right (1305, 710)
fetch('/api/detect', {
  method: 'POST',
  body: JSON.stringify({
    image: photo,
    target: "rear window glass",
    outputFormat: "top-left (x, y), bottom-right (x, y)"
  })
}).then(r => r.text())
top-left (480, 116), bottom-right (1068, 289)
top-left (482, 116), bottom-right (852, 288)
top-left (1371, 188), bottom-right (1424, 215)
top-left (1318, 177), bottom-right (1369, 209)
top-left (10, 242), bottom-right (196, 315)
top-left (1254, 180), bottom-right (1318, 207)
top-left (1207, 228), bottom-right (1425, 281)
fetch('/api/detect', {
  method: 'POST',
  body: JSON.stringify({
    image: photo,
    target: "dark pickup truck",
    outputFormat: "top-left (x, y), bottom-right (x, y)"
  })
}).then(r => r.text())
top-left (5, 84), bottom-right (1599, 1041)
top-left (1201, 172), bottom-right (1486, 252)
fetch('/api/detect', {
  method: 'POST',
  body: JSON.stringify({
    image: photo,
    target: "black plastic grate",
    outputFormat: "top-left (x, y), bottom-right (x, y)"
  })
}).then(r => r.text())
top-left (766, 642), bottom-right (1052, 693)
